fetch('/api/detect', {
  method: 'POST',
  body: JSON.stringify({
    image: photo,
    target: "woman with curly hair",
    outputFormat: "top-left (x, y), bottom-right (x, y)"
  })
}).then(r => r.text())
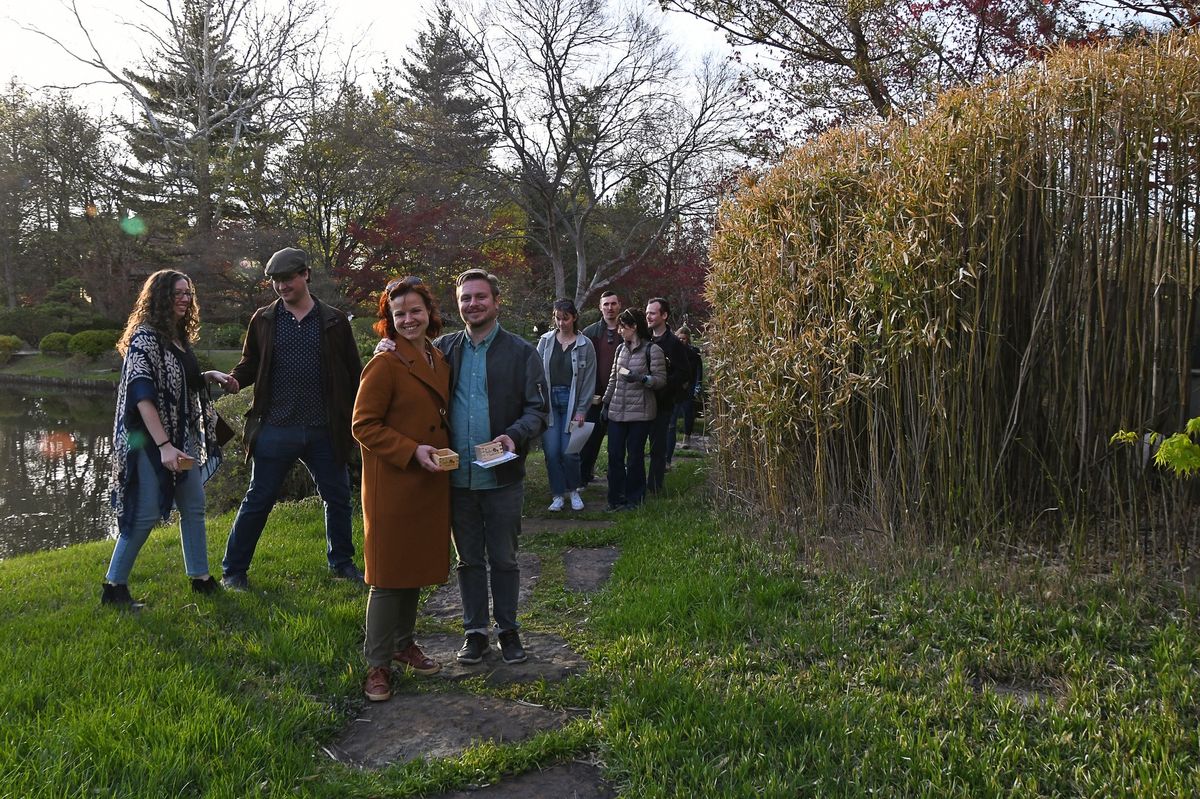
top-left (102, 270), bottom-right (236, 609)
top-left (352, 275), bottom-right (452, 701)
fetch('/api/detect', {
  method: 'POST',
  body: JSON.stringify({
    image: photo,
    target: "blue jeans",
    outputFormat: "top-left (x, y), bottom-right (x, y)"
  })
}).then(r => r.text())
top-left (106, 447), bottom-right (208, 583)
top-left (607, 419), bottom-right (651, 508)
top-left (221, 424), bottom-right (354, 577)
top-left (543, 385), bottom-right (581, 496)
top-left (451, 482), bottom-right (524, 633)
top-left (647, 404), bottom-right (674, 494)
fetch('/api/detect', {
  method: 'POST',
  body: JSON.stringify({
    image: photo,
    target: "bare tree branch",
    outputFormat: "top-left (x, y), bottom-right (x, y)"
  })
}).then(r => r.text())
top-left (457, 0), bottom-right (743, 304)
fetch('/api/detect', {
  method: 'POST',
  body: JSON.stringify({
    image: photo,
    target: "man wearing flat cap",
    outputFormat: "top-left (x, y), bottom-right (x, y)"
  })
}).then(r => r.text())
top-left (219, 247), bottom-right (364, 589)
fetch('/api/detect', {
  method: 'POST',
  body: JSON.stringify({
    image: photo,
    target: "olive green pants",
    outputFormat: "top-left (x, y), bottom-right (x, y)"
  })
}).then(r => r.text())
top-left (363, 586), bottom-right (420, 667)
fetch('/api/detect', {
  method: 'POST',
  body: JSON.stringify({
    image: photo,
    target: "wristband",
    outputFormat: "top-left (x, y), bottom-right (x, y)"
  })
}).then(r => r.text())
top-left (156, 439), bottom-right (170, 448)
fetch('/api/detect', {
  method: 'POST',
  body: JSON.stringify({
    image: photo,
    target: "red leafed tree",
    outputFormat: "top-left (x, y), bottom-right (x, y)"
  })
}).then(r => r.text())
top-left (613, 219), bottom-right (712, 328)
top-left (332, 197), bottom-right (525, 310)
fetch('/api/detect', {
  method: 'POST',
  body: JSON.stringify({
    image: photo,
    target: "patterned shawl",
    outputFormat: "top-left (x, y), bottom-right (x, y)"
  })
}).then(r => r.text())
top-left (109, 324), bottom-right (222, 525)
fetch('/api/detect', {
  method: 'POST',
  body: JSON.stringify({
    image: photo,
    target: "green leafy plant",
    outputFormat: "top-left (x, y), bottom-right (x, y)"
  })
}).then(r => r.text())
top-left (1112, 418), bottom-right (1200, 478)
top-left (0, 335), bottom-right (22, 365)
top-left (38, 332), bottom-right (72, 356)
top-left (200, 322), bottom-right (245, 348)
top-left (67, 329), bottom-right (119, 359)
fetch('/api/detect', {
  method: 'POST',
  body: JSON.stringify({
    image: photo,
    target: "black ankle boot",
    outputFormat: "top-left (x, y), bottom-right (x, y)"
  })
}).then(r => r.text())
top-left (100, 582), bottom-right (144, 610)
top-left (191, 576), bottom-right (221, 595)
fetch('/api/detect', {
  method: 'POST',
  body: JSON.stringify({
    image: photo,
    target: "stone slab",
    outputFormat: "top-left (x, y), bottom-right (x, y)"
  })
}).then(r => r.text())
top-left (423, 552), bottom-right (541, 622)
top-left (411, 632), bottom-right (587, 685)
top-left (563, 546), bottom-right (620, 593)
top-left (327, 693), bottom-right (580, 770)
top-left (422, 761), bottom-right (615, 798)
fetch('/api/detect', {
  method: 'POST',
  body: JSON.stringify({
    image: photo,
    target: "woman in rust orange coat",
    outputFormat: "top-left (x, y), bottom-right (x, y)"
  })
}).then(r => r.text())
top-left (351, 276), bottom-right (452, 702)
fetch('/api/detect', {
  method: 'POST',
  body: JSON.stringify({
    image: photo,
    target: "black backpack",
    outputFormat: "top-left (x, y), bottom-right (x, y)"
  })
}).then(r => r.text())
top-left (643, 343), bottom-right (674, 408)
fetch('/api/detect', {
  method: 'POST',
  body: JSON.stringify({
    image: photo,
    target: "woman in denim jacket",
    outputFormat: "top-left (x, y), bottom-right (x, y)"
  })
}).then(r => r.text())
top-left (536, 299), bottom-right (597, 512)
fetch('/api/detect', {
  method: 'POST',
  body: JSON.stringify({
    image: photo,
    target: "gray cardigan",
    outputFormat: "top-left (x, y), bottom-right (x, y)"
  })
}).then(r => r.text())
top-left (536, 330), bottom-right (597, 428)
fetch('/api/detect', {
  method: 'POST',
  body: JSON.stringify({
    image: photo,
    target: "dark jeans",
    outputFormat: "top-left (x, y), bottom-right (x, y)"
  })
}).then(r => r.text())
top-left (666, 397), bottom-right (696, 464)
top-left (451, 482), bottom-right (524, 634)
top-left (579, 402), bottom-right (607, 484)
top-left (607, 419), bottom-right (651, 508)
top-left (221, 424), bottom-right (354, 577)
top-left (647, 404), bottom-right (675, 494)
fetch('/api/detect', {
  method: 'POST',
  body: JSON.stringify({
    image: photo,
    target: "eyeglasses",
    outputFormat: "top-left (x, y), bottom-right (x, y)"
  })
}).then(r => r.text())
top-left (173, 290), bottom-right (194, 300)
top-left (385, 276), bottom-right (423, 293)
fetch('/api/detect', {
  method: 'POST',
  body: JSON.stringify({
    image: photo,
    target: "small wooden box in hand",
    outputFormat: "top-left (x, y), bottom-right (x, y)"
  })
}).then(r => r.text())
top-left (432, 448), bottom-right (459, 470)
top-left (473, 441), bottom-right (506, 463)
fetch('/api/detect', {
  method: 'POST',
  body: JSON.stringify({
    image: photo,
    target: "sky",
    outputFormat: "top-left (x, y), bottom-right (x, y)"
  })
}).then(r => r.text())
top-left (0, 0), bottom-right (729, 113)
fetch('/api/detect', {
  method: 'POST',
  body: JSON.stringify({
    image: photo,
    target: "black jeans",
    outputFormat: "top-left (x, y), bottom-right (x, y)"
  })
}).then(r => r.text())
top-left (647, 404), bottom-right (675, 494)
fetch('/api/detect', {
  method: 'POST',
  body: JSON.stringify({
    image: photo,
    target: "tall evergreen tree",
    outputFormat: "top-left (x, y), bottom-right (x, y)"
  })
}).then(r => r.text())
top-left (119, 0), bottom-right (265, 232)
top-left (396, 2), bottom-right (495, 203)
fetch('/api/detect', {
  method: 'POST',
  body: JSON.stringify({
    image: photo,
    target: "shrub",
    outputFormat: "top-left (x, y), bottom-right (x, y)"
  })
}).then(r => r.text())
top-left (201, 390), bottom-right (362, 515)
top-left (68, 329), bottom-right (120, 359)
top-left (352, 315), bottom-right (383, 363)
top-left (0, 308), bottom-right (58, 345)
top-left (39, 332), bottom-right (72, 356)
top-left (0, 335), bottom-right (21, 365)
top-left (202, 322), bottom-right (245, 348)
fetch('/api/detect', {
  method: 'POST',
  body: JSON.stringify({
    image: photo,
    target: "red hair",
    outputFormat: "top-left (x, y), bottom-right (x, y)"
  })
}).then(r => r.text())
top-left (372, 276), bottom-right (443, 340)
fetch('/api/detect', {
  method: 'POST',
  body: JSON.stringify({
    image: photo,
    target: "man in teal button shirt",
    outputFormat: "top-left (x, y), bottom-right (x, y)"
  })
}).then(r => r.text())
top-left (435, 269), bottom-right (547, 666)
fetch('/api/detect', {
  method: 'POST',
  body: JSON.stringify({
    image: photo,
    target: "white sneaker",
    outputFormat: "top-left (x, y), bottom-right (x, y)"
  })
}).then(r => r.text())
top-left (569, 490), bottom-right (584, 511)
top-left (548, 495), bottom-right (565, 512)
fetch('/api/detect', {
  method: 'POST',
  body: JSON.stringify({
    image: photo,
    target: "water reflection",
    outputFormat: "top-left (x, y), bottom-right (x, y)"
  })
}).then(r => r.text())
top-left (0, 387), bottom-right (116, 559)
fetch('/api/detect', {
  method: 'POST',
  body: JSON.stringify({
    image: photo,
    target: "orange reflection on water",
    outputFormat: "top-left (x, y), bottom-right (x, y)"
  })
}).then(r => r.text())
top-left (39, 431), bottom-right (77, 458)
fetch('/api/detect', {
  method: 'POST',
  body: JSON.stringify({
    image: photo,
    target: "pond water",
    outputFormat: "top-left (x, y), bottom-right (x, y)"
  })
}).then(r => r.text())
top-left (0, 385), bottom-right (117, 560)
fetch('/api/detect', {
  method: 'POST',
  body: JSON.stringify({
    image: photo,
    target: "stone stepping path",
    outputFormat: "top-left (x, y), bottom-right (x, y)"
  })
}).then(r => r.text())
top-left (326, 538), bottom-right (624, 795)
top-left (418, 632), bottom-right (588, 685)
top-left (563, 547), bottom-right (620, 593)
top-left (422, 762), bottom-right (615, 798)
top-left (327, 693), bottom-right (583, 770)
top-left (422, 553), bottom-right (541, 622)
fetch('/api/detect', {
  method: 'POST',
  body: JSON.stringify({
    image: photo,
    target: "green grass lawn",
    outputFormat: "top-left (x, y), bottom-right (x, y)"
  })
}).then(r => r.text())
top-left (2, 452), bottom-right (1198, 797)
top-left (0, 349), bottom-right (242, 384)
top-left (0, 353), bottom-right (120, 382)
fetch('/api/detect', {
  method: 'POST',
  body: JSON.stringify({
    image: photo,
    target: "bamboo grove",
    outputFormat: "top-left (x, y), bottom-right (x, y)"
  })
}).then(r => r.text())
top-left (706, 30), bottom-right (1200, 558)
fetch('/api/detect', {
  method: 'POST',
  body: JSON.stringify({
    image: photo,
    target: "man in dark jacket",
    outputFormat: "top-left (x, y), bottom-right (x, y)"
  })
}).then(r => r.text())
top-left (645, 297), bottom-right (693, 495)
top-left (578, 290), bottom-right (622, 487)
top-left (436, 268), bottom-right (548, 667)
top-left (219, 247), bottom-right (364, 590)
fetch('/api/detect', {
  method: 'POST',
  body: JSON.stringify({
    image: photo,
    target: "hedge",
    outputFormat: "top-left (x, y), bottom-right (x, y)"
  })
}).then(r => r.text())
top-left (39, 332), bottom-right (72, 356)
top-left (68, 330), bottom-right (120, 359)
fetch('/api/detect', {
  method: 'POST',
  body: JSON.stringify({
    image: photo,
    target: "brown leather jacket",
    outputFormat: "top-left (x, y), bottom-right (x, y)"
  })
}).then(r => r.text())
top-left (230, 296), bottom-right (363, 463)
